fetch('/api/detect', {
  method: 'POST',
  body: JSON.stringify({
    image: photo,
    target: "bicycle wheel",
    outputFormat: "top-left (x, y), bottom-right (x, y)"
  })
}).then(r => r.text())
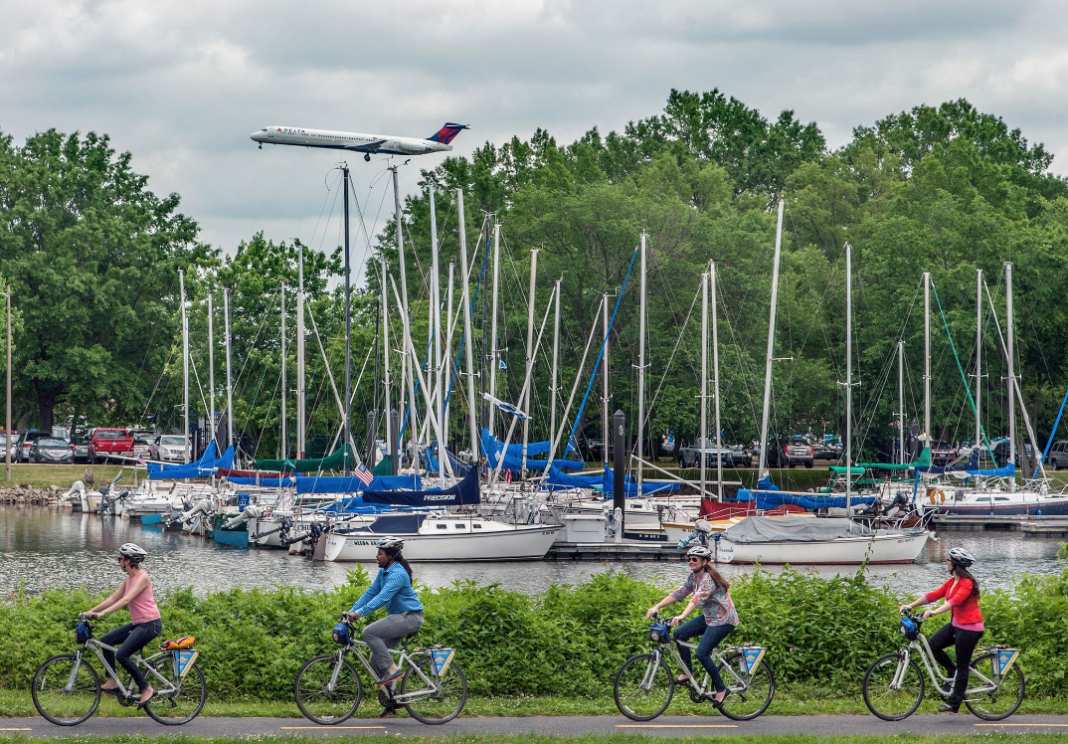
top-left (718, 652), bottom-right (775, 721)
top-left (294, 654), bottom-right (363, 725)
top-left (613, 652), bottom-right (675, 722)
top-left (863, 653), bottom-right (925, 721)
top-left (964, 652), bottom-right (1025, 721)
top-left (400, 652), bottom-right (468, 724)
top-left (144, 658), bottom-right (207, 725)
top-left (31, 654), bottom-right (101, 726)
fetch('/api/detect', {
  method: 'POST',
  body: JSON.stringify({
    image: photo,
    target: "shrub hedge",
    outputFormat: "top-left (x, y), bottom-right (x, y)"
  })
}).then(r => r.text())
top-left (2, 559), bottom-right (1065, 700)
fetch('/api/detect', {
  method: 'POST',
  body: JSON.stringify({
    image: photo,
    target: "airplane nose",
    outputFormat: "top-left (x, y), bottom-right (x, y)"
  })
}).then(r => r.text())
top-left (250, 131), bottom-right (262, 142)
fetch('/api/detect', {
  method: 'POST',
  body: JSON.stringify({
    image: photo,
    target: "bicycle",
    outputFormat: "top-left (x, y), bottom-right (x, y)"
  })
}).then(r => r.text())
top-left (862, 609), bottom-right (1025, 721)
top-left (294, 619), bottom-right (467, 725)
top-left (31, 615), bottom-right (207, 726)
top-left (613, 612), bottom-right (775, 722)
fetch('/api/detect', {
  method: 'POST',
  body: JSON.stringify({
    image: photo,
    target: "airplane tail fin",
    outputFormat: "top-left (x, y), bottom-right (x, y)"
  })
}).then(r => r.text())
top-left (427, 123), bottom-right (469, 145)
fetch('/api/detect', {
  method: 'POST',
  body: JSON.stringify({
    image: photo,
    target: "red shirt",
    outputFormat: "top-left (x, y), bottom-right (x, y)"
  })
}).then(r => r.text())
top-left (925, 578), bottom-right (983, 625)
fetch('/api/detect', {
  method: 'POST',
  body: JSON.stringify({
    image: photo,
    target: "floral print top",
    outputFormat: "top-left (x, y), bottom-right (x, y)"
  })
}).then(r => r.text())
top-left (672, 571), bottom-right (739, 627)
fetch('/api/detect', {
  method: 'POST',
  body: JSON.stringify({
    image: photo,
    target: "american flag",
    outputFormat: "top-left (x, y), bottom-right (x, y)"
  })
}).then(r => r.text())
top-left (136, 454), bottom-right (145, 466)
top-left (504, 468), bottom-right (513, 484)
top-left (354, 463), bottom-right (373, 487)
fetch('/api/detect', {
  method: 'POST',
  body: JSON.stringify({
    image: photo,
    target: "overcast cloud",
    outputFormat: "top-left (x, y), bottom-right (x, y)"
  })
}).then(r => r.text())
top-left (3, 0), bottom-right (1067, 272)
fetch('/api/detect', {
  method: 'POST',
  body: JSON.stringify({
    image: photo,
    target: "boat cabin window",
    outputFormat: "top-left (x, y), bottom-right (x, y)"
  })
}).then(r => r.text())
top-left (473, 523), bottom-right (482, 529)
top-left (455, 524), bottom-right (466, 529)
top-left (436, 524), bottom-right (447, 530)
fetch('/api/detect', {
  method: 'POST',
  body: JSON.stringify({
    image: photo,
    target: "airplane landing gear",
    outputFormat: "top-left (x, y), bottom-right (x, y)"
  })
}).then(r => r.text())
top-left (364, 153), bottom-right (371, 162)
top-left (258, 144), bottom-right (262, 149)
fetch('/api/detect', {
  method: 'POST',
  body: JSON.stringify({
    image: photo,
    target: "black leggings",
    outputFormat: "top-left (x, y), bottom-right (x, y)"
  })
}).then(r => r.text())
top-left (101, 619), bottom-right (162, 693)
top-left (928, 622), bottom-right (984, 706)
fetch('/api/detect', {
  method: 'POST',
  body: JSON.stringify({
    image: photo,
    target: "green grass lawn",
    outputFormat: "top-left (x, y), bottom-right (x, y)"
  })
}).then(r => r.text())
top-left (1, 463), bottom-right (128, 491)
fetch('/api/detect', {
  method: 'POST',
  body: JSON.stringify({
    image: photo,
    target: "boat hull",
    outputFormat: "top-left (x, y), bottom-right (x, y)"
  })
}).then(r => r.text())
top-left (323, 524), bottom-right (562, 562)
top-left (720, 530), bottom-right (929, 565)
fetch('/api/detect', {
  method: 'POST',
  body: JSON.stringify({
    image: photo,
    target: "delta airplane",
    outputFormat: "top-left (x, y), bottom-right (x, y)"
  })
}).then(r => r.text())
top-left (250, 122), bottom-right (469, 161)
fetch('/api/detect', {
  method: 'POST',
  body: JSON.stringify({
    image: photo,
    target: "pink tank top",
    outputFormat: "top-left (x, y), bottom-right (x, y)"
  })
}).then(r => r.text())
top-left (124, 573), bottom-right (161, 625)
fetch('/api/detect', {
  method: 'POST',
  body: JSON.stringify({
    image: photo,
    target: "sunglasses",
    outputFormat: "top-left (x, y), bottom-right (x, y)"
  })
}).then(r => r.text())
top-left (687, 557), bottom-right (703, 562)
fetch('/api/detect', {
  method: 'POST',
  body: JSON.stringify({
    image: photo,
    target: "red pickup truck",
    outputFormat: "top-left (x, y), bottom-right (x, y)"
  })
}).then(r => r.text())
top-left (87, 428), bottom-right (135, 463)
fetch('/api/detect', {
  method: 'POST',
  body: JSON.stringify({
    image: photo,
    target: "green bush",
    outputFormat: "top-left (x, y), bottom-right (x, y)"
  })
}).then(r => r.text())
top-left (3, 560), bottom-right (1065, 699)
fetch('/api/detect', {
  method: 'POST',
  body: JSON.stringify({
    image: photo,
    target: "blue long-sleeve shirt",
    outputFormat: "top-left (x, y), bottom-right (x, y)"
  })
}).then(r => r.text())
top-left (350, 562), bottom-right (423, 616)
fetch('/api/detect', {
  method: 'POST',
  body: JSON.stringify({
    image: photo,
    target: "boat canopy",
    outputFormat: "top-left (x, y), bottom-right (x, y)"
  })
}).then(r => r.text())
top-left (362, 468), bottom-right (480, 507)
top-left (543, 465), bottom-right (680, 497)
top-left (724, 516), bottom-right (875, 544)
top-left (295, 473), bottom-right (419, 495)
top-left (147, 442), bottom-right (234, 480)
top-left (736, 476), bottom-right (877, 510)
top-left (254, 444), bottom-right (355, 473)
top-left (482, 429), bottom-right (583, 475)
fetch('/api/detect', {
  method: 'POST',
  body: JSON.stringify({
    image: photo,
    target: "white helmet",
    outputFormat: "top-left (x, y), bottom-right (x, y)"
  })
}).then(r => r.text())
top-left (375, 536), bottom-right (404, 551)
top-left (948, 547), bottom-right (975, 567)
top-left (118, 543), bottom-right (148, 560)
top-left (686, 545), bottom-right (712, 559)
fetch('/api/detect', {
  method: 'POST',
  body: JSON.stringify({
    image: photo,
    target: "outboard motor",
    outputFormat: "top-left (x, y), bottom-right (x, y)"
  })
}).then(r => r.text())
top-left (222, 503), bottom-right (267, 530)
top-left (677, 518), bottom-right (713, 550)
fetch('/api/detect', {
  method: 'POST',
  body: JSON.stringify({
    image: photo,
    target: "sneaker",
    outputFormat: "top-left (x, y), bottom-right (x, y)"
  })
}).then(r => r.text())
top-left (938, 703), bottom-right (960, 713)
top-left (377, 669), bottom-right (404, 687)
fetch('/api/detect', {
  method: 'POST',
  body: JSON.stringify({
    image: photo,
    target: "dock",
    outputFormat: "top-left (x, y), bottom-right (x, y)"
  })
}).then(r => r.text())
top-left (932, 514), bottom-right (1068, 536)
top-left (546, 540), bottom-right (682, 561)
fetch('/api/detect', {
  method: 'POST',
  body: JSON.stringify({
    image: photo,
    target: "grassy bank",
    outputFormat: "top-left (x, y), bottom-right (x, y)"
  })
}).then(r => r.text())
top-left (0, 463), bottom-right (126, 490)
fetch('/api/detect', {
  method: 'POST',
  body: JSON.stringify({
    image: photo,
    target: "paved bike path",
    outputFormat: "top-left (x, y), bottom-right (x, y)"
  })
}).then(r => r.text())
top-left (3, 715), bottom-right (1068, 737)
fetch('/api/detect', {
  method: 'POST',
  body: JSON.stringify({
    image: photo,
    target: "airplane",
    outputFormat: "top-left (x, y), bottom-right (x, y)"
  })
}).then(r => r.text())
top-left (250, 122), bottom-right (469, 161)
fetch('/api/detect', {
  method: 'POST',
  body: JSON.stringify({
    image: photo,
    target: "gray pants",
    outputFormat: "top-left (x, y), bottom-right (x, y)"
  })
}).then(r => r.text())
top-left (361, 611), bottom-right (424, 677)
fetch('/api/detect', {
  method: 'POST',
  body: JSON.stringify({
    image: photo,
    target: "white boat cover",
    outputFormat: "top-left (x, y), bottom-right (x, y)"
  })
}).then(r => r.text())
top-left (724, 516), bottom-right (874, 543)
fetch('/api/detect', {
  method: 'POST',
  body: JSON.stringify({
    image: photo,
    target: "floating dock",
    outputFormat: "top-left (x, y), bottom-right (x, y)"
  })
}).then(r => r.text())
top-left (546, 540), bottom-right (682, 561)
top-left (932, 514), bottom-right (1068, 536)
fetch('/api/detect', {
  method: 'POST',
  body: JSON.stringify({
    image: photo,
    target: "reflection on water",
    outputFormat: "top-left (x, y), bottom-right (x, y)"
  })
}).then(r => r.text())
top-left (2, 507), bottom-right (1064, 599)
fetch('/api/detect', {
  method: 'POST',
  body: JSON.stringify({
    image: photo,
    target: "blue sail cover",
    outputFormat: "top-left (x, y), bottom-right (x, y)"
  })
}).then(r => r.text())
top-left (423, 447), bottom-right (473, 477)
top-left (226, 473), bottom-right (293, 487)
top-left (362, 468), bottom-right (480, 507)
top-left (545, 466), bottom-right (602, 491)
top-left (147, 441), bottom-right (221, 480)
top-left (602, 468), bottom-right (680, 497)
top-left (482, 428), bottom-right (584, 475)
top-left (921, 462), bottom-right (1015, 478)
top-left (296, 474), bottom-right (420, 495)
top-left (736, 477), bottom-right (876, 510)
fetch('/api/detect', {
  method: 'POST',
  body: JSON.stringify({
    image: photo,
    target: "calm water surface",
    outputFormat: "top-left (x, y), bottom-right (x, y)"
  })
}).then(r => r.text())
top-left (2, 507), bottom-right (1064, 599)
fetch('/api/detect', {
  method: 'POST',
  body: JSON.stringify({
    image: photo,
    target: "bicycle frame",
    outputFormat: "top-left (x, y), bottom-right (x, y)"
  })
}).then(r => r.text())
top-left (71, 639), bottom-right (180, 700)
top-left (327, 638), bottom-right (443, 704)
top-left (645, 639), bottom-right (754, 696)
top-left (894, 633), bottom-right (1001, 699)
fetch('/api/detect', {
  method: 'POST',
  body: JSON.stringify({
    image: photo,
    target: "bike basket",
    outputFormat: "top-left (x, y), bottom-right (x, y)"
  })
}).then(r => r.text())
top-left (75, 621), bottom-right (91, 644)
top-left (993, 648), bottom-right (1020, 675)
top-left (332, 623), bottom-right (351, 645)
top-left (649, 622), bottom-right (671, 643)
top-left (899, 617), bottom-right (919, 641)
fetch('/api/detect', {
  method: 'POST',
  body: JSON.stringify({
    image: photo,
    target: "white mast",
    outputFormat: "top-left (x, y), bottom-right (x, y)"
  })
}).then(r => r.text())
top-left (845, 243), bottom-right (853, 511)
top-left (602, 293), bottom-right (610, 466)
top-left (637, 233), bottom-right (647, 489)
top-left (924, 272), bottom-right (931, 448)
top-left (1006, 262), bottom-right (1016, 487)
top-left (898, 340), bottom-right (905, 465)
top-left (281, 283), bottom-right (286, 459)
top-left (521, 249), bottom-right (538, 473)
top-left (550, 278), bottom-right (561, 445)
top-left (444, 262), bottom-right (455, 453)
top-left (457, 188), bottom-right (479, 459)
top-left (224, 287), bottom-right (234, 462)
top-left (382, 256), bottom-right (392, 457)
top-left (208, 292), bottom-right (215, 445)
top-left (180, 270), bottom-right (190, 462)
top-left (700, 269), bottom-right (708, 500)
top-left (297, 244), bottom-right (305, 458)
top-left (975, 268), bottom-right (982, 451)
top-left (488, 222), bottom-right (502, 436)
top-left (430, 184), bottom-right (444, 486)
top-left (757, 200), bottom-right (785, 476)
top-left (711, 261), bottom-right (723, 501)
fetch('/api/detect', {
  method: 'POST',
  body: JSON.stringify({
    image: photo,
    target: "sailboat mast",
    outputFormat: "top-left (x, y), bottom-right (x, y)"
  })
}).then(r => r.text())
top-left (924, 272), bottom-right (931, 448)
top-left (297, 245), bottom-right (306, 458)
top-left (208, 292), bottom-right (215, 445)
top-left (757, 200), bottom-right (785, 475)
top-left (602, 293), bottom-right (610, 467)
top-left (430, 183), bottom-right (443, 485)
top-left (456, 188), bottom-right (479, 462)
top-left (488, 222), bottom-right (501, 436)
top-left (637, 233), bottom-right (646, 489)
top-left (180, 269), bottom-right (190, 462)
top-left (711, 261), bottom-right (723, 501)
top-left (845, 243), bottom-right (852, 511)
top-left (898, 340), bottom-right (905, 465)
top-left (342, 165), bottom-right (352, 474)
top-left (224, 287), bottom-right (234, 462)
top-left (444, 262), bottom-right (455, 452)
top-left (700, 269), bottom-right (708, 500)
top-left (550, 278), bottom-right (561, 447)
top-left (1006, 262), bottom-right (1016, 486)
top-left (381, 255), bottom-right (392, 470)
top-left (976, 269), bottom-right (982, 450)
top-left (281, 284), bottom-right (287, 459)
top-left (521, 249), bottom-right (538, 473)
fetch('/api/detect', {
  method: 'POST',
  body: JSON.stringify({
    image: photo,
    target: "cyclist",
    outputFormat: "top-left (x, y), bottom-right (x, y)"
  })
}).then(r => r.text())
top-left (83, 543), bottom-right (162, 707)
top-left (899, 547), bottom-right (984, 713)
top-left (342, 536), bottom-right (423, 715)
top-left (646, 545), bottom-right (738, 706)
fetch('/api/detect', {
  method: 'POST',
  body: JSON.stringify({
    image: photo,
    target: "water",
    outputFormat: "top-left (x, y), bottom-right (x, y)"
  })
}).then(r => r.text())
top-left (2, 507), bottom-right (1064, 600)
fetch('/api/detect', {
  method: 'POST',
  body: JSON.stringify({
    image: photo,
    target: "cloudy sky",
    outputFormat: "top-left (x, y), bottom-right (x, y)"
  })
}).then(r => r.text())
top-left (4, 0), bottom-right (1067, 275)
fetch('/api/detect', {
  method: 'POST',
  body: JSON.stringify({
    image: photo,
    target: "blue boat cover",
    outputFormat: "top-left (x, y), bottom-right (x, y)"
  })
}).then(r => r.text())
top-left (147, 442), bottom-right (226, 480)
top-left (543, 465), bottom-right (679, 497)
top-left (295, 474), bottom-right (419, 494)
top-left (602, 468), bottom-right (681, 497)
top-left (736, 477), bottom-right (876, 510)
top-left (362, 468), bottom-right (480, 507)
top-left (423, 447), bottom-right (473, 477)
top-left (482, 429), bottom-right (584, 475)
top-left (226, 474), bottom-right (294, 487)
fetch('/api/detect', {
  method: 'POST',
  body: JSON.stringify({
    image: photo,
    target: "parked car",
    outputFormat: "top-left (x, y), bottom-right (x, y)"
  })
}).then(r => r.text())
top-left (678, 439), bottom-right (735, 469)
top-left (17, 431), bottom-right (52, 463)
top-left (150, 434), bottom-right (189, 463)
top-left (87, 428), bottom-right (135, 463)
top-left (51, 426), bottom-right (71, 442)
top-left (132, 434), bottom-right (154, 460)
top-left (730, 445), bottom-right (753, 468)
top-left (783, 437), bottom-right (815, 468)
top-left (71, 435), bottom-right (91, 463)
top-left (29, 437), bottom-right (75, 464)
top-left (930, 441), bottom-right (959, 467)
top-left (0, 430), bottom-right (18, 462)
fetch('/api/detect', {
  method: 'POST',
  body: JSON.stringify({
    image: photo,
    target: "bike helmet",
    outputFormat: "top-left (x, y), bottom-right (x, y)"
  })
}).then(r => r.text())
top-left (375, 536), bottom-right (404, 551)
top-left (686, 545), bottom-right (712, 559)
top-left (118, 543), bottom-right (148, 561)
top-left (948, 547), bottom-right (975, 567)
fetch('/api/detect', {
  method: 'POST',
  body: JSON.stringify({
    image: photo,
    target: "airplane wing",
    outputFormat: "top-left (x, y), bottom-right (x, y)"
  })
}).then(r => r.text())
top-left (342, 139), bottom-right (386, 153)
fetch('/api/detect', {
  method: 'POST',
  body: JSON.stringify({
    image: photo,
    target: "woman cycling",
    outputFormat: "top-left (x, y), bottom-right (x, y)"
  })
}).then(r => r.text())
top-left (343, 537), bottom-right (423, 714)
top-left (83, 543), bottom-right (162, 707)
top-left (646, 545), bottom-right (738, 706)
top-left (899, 547), bottom-right (983, 713)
